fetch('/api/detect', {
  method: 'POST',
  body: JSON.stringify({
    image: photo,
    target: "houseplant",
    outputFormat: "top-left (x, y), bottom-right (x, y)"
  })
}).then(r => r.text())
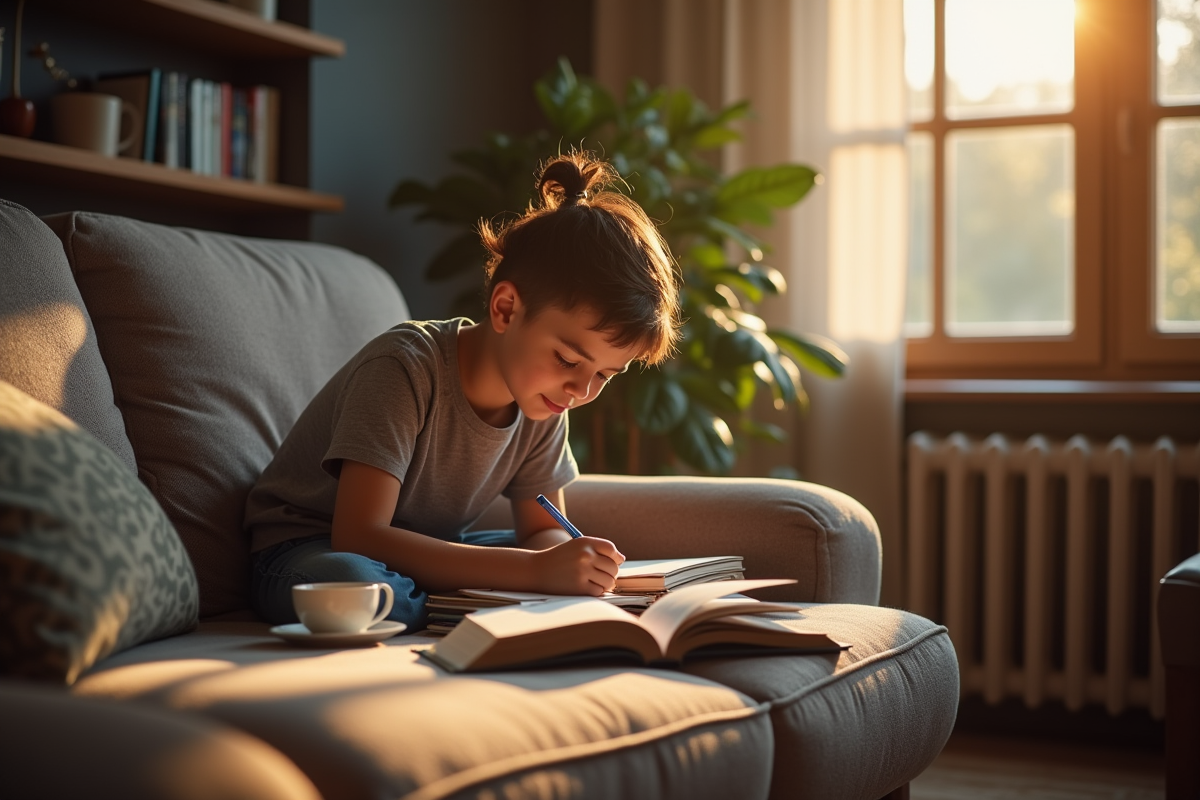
top-left (390, 59), bottom-right (845, 475)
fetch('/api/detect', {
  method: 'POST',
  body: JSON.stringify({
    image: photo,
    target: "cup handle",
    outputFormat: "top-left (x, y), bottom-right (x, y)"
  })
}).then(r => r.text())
top-left (370, 583), bottom-right (394, 627)
top-left (117, 100), bottom-right (142, 156)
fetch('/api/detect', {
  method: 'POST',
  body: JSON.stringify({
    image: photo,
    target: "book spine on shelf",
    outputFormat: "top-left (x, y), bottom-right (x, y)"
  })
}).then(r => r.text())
top-left (265, 86), bottom-right (280, 184)
top-left (208, 81), bottom-right (220, 177)
top-left (189, 78), bottom-right (203, 173)
top-left (143, 69), bottom-right (161, 163)
top-left (231, 88), bottom-right (248, 179)
top-left (220, 82), bottom-right (232, 178)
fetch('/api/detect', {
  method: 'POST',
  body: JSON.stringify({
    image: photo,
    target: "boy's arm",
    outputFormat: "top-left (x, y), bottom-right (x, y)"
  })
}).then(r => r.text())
top-left (330, 460), bottom-right (621, 594)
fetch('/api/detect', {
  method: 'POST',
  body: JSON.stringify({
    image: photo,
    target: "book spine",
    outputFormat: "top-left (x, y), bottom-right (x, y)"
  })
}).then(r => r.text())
top-left (157, 72), bottom-right (174, 167)
top-left (232, 88), bottom-right (248, 179)
top-left (143, 69), bottom-right (161, 163)
top-left (208, 81), bottom-right (220, 177)
top-left (188, 78), bottom-right (202, 173)
top-left (265, 86), bottom-right (280, 184)
top-left (220, 82), bottom-right (232, 178)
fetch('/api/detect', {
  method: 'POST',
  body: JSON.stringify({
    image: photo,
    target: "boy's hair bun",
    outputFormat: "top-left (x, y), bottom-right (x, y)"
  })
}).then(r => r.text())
top-left (537, 153), bottom-right (616, 210)
top-left (479, 150), bottom-right (682, 365)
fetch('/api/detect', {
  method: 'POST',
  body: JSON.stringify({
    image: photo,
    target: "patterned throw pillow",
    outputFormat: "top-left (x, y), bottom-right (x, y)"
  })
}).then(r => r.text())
top-left (0, 380), bottom-right (198, 683)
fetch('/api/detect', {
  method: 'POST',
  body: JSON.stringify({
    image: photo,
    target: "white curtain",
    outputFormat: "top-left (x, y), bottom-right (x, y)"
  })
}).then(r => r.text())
top-left (595, 0), bottom-right (908, 605)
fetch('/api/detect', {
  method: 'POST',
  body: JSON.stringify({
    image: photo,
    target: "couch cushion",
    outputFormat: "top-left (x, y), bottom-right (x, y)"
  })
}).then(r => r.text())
top-left (0, 380), bottom-right (198, 684)
top-left (0, 199), bottom-right (136, 473)
top-left (684, 604), bottom-right (959, 799)
top-left (0, 681), bottom-right (322, 800)
top-left (75, 621), bottom-right (776, 800)
top-left (43, 212), bottom-right (410, 618)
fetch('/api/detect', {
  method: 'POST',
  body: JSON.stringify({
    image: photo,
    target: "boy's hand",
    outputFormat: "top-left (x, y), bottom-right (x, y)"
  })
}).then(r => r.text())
top-left (530, 536), bottom-right (625, 596)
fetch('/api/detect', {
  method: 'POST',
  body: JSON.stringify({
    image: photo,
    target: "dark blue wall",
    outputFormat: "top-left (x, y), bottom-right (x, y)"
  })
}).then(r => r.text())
top-left (310, 0), bottom-right (593, 319)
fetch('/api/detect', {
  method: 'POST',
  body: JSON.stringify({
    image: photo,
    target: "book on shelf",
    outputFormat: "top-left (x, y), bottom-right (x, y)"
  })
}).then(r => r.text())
top-left (94, 69), bottom-right (161, 162)
top-left (419, 578), bottom-right (848, 672)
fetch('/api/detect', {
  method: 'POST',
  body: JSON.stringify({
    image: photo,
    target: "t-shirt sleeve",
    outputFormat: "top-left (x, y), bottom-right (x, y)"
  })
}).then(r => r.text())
top-left (322, 355), bottom-right (429, 483)
top-left (503, 411), bottom-right (579, 499)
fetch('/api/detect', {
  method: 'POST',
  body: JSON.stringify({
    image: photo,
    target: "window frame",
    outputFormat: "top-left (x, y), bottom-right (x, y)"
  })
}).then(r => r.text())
top-left (906, 0), bottom-right (1200, 381)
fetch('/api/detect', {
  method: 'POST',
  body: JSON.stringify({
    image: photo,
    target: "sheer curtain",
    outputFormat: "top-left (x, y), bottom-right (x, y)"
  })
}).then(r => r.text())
top-left (595, 0), bottom-right (908, 604)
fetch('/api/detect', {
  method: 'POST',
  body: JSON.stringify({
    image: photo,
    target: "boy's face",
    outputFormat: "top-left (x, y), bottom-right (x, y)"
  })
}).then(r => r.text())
top-left (492, 286), bottom-right (640, 421)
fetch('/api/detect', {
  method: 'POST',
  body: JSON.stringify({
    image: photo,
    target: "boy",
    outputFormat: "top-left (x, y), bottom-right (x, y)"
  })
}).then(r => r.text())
top-left (244, 153), bottom-right (682, 629)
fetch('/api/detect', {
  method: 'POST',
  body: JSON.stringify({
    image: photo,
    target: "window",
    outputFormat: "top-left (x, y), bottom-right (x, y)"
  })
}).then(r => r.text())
top-left (904, 0), bottom-right (1200, 379)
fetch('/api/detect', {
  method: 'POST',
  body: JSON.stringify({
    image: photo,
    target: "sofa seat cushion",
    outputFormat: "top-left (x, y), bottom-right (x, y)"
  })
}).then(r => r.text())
top-left (0, 681), bottom-right (322, 800)
top-left (73, 604), bottom-right (957, 800)
top-left (43, 212), bottom-right (410, 618)
top-left (73, 621), bottom-right (776, 800)
top-left (684, 604), bottom-right (959, 800)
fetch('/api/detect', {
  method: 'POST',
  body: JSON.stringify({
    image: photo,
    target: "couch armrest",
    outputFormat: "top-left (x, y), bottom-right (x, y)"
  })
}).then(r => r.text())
top-left (1159, 552), bottom-right (1200, 668)
top-left (0, 681), bottom-right (322, 800)
top-left (475, 475), bottom-right (881, 604)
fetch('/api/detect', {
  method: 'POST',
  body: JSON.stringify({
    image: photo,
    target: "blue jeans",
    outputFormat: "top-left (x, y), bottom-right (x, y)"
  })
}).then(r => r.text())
top-left (250, 530), bottom-right (517, 630)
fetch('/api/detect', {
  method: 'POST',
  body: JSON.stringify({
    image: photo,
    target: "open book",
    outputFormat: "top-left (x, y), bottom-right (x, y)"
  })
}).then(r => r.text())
top-left (419, 579), bottom-right (848, 672)
top-left (426, 588), bottom-right (651, 635)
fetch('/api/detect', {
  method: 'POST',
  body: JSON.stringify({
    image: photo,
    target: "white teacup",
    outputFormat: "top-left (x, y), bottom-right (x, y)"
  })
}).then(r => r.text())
top-left (292, 582), bottom-right (395, 634)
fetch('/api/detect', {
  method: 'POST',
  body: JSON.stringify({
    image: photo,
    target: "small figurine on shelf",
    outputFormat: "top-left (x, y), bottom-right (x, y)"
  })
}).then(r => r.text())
top-left (0, 0), bottom-right (35, 138)
top-left (29, 41), bottom-right (78, 90)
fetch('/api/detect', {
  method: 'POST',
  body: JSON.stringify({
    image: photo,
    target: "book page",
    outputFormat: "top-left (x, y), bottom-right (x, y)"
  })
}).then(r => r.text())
top-left (636, 578), bottom-right (796, 653)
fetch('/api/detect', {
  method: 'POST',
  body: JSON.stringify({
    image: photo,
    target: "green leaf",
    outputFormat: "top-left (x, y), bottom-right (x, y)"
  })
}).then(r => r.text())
top-left (413, 174), bottom-right (503, 225)
top-left (630, 374), bottom-right (689, 434)
top-left (668, 404), bottom-right (736, 474)
top-left (717, 164), bottom-right (818, 209)
top-left (689, 242), bottom-right (727, 269)
top-left (768, 330), bottom-right (849, 378)
top-left (704, 216), bottom-right (765, 259)
top-left (691, 124), bottom-right (742, 150)
top-left (676, 372), bottom-right (742, 415)
top-left (388, 179), bottom-right (433, 209)
top-left (741, 419), bottom-right (788, 443)
top-left (425, 232), bottom-right (487, 282)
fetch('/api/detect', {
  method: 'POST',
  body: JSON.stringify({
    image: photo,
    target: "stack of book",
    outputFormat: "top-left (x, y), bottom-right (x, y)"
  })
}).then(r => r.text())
top-left (424, 556), bottom-right (746, 635)
top-left (94, 68), bottom-right (280, 183)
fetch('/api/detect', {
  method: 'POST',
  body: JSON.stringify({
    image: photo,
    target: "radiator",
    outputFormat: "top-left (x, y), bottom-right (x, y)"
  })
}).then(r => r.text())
top-left (905, 432), bottom-right (1200, 720)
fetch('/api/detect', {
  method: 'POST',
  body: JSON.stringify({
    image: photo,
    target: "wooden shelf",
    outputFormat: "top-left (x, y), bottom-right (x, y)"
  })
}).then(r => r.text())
top-left (44, 0), bottom-right (345, 58)
top-left (0, 134), bottom-right (343, 213)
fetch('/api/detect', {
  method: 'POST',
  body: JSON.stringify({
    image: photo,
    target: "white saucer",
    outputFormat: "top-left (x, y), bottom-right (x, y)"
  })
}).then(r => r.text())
top-left (269, 620), bottom-right (407, 647)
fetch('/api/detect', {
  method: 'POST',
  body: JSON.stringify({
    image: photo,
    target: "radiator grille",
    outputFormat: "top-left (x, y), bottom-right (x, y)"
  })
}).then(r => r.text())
top-left (905, 432), bottom-right (1200, 719)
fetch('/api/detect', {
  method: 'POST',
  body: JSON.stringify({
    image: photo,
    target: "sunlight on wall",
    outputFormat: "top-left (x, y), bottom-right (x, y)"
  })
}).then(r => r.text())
top-left (0, 302), bottom-right (87, 412)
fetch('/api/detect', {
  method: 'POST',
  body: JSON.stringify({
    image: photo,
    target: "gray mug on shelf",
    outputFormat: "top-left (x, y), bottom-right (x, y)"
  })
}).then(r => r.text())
top-left (51, 92), bottom-right (141, 158)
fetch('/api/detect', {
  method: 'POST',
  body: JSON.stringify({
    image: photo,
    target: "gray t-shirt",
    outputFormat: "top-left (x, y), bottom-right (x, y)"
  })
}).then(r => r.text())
top-left (245, 318), bottom-right (578, 553)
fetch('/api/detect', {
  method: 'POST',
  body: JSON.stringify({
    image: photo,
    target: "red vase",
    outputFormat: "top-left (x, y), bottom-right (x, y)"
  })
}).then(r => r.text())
top-left (0, 97), bottom-right (36, 138)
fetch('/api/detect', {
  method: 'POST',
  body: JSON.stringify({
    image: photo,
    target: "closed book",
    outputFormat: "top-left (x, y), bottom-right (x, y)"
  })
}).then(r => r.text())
top-left (614, 556), bottom-right (745, 594)
top-left (94, 69), bottom-right (160, 161)
top-left (189, 78), bottom-right (204, 172)
top-left (419, 579), bottom-right (848, 672)
top-left (220, 82), bottom-right (232, 177)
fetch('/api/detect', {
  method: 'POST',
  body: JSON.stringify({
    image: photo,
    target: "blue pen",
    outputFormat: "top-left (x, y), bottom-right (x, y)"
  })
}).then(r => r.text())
top-left (536, 494), bottom-right (584, 538)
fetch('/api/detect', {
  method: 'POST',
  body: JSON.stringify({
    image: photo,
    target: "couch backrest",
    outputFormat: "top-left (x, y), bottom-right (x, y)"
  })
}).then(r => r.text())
top-left (0, 200), bottom-right (139, 473)
top-left (42, 212), bottom-right (410, 618)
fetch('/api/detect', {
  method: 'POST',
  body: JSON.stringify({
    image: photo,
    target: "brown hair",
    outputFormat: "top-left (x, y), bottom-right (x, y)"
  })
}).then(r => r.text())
top-left (479, 152), bottom-right (682, 365)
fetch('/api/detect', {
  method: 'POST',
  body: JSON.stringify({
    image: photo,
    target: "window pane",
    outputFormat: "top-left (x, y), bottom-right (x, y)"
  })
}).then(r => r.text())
top-left (1157, 118), bottom-right (1200, 332)
top-left (905, 0), bottom-right (934, 122)
top-left (906, 132), bottom-right (934, 337)
top-left (1159, 0), bottom-right (1200, 105)
top-left (946, 125), bottom-right (1074, 337)
top-left (945, 0), bottom-right (1074, 120)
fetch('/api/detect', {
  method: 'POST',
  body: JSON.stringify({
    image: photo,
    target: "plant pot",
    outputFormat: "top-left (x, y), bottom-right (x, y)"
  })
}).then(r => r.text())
top-left (0, 96), bottom-right (35, 138)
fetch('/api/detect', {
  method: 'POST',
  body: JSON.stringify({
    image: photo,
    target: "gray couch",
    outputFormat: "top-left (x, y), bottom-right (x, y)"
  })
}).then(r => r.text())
top-left (0, 199), bottom-right (959, 800)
